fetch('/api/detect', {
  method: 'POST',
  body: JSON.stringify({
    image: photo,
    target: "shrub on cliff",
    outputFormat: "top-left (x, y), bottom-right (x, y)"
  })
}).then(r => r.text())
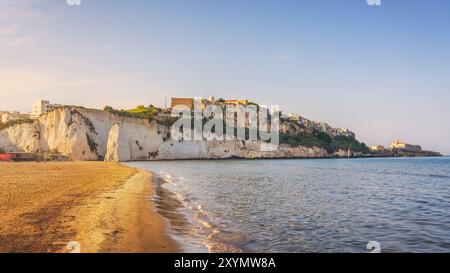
top-left (280, 133), bottom-right (323, 147)
top-left (0, 119), bottom-right (34, 131)
top-left (329, 136), bottom-right (370, 154)
top-left (280, 131), bottom-right (370, 154)
top-left (316, 131), bottom-right (333, 143)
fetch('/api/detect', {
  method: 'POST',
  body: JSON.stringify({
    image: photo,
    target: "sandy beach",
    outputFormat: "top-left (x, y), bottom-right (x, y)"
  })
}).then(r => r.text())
top-left (0, 161), bottom-right (178, 253)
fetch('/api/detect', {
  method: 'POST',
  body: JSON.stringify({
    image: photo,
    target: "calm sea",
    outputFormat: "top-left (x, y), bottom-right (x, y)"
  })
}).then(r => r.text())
top-left (127, 157), bottom-right (450, 253)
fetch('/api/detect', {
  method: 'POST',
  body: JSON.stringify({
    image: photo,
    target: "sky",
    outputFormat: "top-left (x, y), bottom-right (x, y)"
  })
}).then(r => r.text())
top-left (0, 0), bottom-right (449, 154)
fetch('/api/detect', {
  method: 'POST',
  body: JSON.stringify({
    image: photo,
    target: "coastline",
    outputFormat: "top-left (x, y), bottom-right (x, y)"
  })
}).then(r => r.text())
top-left (119, 153), bottom-right (443, 164)
top-left (75, 166), bottom-right (179, 253)
top-left (0, 162), bottom-right (178, 253)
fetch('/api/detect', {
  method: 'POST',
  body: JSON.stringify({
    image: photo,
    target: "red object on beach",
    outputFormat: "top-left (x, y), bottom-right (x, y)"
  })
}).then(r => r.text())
top-left (0, 153), bottom-right (15, 161)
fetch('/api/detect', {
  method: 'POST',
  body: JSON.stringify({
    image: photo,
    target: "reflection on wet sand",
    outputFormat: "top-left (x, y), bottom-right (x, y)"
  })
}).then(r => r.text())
top-left (151, 174), bottom-right (244, 253)
top-left (152, 176), bottom-right (194, 235)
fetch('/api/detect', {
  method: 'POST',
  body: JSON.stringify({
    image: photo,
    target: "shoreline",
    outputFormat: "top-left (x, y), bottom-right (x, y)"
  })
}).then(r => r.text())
top-left (127, 162), bottom-right (246, 253)
top-left (117, 153), bottom-right (443, 163)
top-left (0, 162), bottom-right (178, 253)
top-left (75, 166), bottom-right (179, 253)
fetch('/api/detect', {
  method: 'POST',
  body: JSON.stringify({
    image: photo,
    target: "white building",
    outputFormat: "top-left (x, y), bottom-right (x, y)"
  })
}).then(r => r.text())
top-left (369, 145), bottom-right (385, 152)
top-left (281, 112), bottom-right (356, 139)
top-left (336, 128), bottom-right (356, 139)
top-left (31, 100), bottom-right (62, 119)
top-left (282, 113), bottom-right (301, 122)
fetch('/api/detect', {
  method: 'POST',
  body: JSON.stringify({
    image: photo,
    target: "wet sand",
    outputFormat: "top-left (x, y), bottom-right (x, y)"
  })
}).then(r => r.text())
top-left (0, 161), bottom-right (178, 253)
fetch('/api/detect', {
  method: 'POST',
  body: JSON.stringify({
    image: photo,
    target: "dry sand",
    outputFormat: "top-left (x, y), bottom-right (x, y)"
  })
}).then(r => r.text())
top-left (0, 161), bottom-right (178, 253)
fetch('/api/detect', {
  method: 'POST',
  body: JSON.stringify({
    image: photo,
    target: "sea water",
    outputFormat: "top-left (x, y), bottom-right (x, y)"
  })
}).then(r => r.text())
top-left (127, 157), bottom-right (450, 253)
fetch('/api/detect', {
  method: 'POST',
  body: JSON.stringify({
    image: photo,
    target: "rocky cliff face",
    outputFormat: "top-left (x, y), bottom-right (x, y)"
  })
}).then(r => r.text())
top-left (0, 107), bottom-right (331, 161)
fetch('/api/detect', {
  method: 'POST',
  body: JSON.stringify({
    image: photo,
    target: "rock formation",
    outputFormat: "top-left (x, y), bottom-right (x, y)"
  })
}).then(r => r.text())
top-left (0, 107), bottom-right (331, 161)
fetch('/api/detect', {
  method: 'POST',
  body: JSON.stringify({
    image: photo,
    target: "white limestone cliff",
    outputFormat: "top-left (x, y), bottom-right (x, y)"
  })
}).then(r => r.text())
top-left (0, 107), bottom-right (330, 161)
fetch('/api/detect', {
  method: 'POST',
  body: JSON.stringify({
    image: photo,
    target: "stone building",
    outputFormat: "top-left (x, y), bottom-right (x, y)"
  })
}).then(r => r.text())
top-left (390, 140), bottom-right (422, 152)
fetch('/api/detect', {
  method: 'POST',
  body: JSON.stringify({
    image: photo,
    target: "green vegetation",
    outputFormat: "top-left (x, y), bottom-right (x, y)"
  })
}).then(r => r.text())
top-left (280, 133), bottom-right (323, 148)
top-left (329, 136), bottom-right (370, 154)
top-left (280, 131), bottom-right (370, 154)
top-left (0, 119), bottom-right (34, 131)
top-left (316, 131), bottom-right (333, 143)
top-left (103, 105), bottom-right (159, 120)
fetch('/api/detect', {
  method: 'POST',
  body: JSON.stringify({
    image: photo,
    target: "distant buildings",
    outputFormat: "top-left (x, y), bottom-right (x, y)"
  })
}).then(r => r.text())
top-left (390, 140), bottom-right (422, 152)
top-left (170, 98), bottom-right (195, 110)
top-left (369, 145), bottom-right (385, 152)
top-left (1, 100), bottom-right (64, 123)
top-left (281, 112), bottom-right (356, 139)
top-left (31, 100), bottom-right (61, 119)
top-left (0, 111), bottom-right (30, 123)
top-left (336, 128), bottom-right (356, 139)
top-left (170, 97), bottom-right (249, 110)
top-left (369, 140), bottom-right (423, 153)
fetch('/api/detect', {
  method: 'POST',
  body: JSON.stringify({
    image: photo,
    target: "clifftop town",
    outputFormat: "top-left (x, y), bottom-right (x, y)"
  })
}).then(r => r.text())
top-left (0, 98), bottom-right (442, 161)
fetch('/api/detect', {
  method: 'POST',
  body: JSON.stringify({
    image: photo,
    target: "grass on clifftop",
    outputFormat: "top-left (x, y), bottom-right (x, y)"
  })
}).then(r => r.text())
top-left (103, 105), bottom-right (159, 120)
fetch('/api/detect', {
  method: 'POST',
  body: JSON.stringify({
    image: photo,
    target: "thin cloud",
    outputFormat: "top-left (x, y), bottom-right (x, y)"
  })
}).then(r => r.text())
top-left (0, 32), bottom-right (39, 47)
top-left (49, 74), bottom-right (141, 88)
top-left (0, 0), bottom-right (48, 48)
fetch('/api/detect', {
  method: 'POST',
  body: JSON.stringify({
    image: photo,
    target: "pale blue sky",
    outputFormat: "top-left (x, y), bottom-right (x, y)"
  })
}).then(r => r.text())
top-left (1, 0), bottom-right (449, 154)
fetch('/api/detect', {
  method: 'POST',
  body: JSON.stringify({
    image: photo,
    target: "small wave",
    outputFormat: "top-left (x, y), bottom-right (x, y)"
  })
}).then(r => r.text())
top-left (427, 174), bottom-right (450, 179)
top-left (159, 171), bottom-right (178, 183)
top-left (374, 170), bottom-right (450, 180)
top-left (205, 229), bottom-right (245, 253)
top-left (153, 172), bottom-right (244, 253)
